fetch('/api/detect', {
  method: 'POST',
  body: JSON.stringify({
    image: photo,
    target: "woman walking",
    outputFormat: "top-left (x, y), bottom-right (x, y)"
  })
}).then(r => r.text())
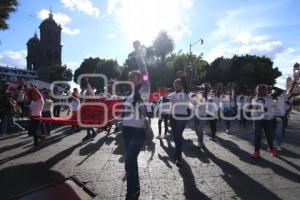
top-left (122, 40), bottom-right (150, 200)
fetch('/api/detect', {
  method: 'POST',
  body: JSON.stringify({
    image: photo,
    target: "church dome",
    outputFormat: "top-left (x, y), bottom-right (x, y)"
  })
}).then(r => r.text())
top-left (27, 32), bottom-right (40, 45)
top-left (40, 17), bottom-right (58, 28)
top-left (39, 10), bottom-right (60, 28)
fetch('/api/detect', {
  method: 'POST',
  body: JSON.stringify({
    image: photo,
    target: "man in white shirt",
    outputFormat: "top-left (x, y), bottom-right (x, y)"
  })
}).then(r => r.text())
top-left (207, 89), bottom-right (219, 140)
top-left (169, 71), bottom-right (190, 166)
top-left (251, 84), bottom-right (277, 158)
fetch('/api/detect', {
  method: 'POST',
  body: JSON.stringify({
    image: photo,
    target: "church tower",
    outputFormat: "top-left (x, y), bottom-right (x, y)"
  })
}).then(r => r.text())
top-left (26, 32), bottom-right (40, 71)
top-left (26, 10), bottom-right (62, 82)
top-left (39, 10), bottom-right (62, 68)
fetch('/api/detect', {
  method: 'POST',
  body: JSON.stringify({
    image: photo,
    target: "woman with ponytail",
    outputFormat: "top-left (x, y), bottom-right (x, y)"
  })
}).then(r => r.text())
top-left (122, 40), bottom-right (150, 200)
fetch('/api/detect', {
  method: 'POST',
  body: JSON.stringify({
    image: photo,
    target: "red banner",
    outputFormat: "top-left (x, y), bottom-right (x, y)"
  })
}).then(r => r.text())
top-left (35, 99), bottom-right (123, 128)
top-left (148, 88), bottom-right (172, 102)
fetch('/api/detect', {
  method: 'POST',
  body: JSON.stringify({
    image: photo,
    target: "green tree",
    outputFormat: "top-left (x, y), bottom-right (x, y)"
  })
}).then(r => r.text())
top-left (153, 31), bottom-right (175, 62)
top-left (74, 57), bottom-right (119, 91)
top-left (167, 53), bottom-right (209, 85)
top-left (205, 55), bottom-right (282, 92)
top-left (0, 0), bottom-right (18, 30)
top-left (48, 64), bottom-right (73, 82)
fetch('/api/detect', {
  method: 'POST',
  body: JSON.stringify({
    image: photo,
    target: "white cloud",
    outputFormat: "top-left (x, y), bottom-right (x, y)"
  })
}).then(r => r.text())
top-left (238, 41), bottom-right (285, 59)
top-left (61, 0), bottom-right (100, 18)
top-left (236, 31), bottom-right (268, 44)
top-left (107, 33), bottom-right (116, 40)
top-left (204, 2), bottom-right (300, 89)
top-left (205, 41), bottom-right (285, 62)
top-left (37, 9), bottom-right (80, 36)
top-left (0, 50), bottom-right (27, 68)
top-left (107, 0), bottom-right (193, 45)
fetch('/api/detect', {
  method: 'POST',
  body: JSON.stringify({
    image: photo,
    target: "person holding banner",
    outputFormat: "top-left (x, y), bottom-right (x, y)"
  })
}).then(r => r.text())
top-left (82, 78), bottom-right (97, 141)
top-left (41, 91), bottom-right (53, 138)
top-left (69, 92), bottom-right (80, 133)
top-left (169, 70), bottom-right (189, 167)
top-left (28, 84), bottom-right (44, 146)
top-left (122, 40), bottom-right (150, 200)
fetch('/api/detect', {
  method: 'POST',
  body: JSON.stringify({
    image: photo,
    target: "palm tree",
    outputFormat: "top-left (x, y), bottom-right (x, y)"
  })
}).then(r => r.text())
top-left (153, 31), bottom-right (175, 63)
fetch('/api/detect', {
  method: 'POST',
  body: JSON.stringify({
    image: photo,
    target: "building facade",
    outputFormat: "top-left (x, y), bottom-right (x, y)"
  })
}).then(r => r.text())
top-left (26, 10), bottom-right (62, 82)
top-left (0, 65), bottom-right (38, 82)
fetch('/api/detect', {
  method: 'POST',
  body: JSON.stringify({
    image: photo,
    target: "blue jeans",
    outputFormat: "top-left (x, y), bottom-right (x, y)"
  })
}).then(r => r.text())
top-left (122, 126), bottom-right (145, 200)
top-left (194, 117), bottom-right (205, 143)
top-left (254, 120), bottom-right (274, 151)
top-left (223, 109), bottom-right (233, 130)
top-left (170, 116), bottom-right (187, 161)
top-left (0, 113), bottom-right (24, 134)
top-left (274, 117), bottom-right (284, 146)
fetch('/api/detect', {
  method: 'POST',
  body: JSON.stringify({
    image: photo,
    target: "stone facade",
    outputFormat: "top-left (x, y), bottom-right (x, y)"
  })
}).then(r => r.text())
top-left (26, 10), bottom-right (62, 82)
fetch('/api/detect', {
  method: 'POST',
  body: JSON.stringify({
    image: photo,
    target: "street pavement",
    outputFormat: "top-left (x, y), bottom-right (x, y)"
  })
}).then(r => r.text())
top-left (0, 111), bottom-right (300, 200)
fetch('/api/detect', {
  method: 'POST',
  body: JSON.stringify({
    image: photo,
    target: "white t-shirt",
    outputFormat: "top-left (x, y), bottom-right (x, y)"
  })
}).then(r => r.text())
top-left (252, 95), bottom-right (273, 120)
top-left (221, 96), bottom-right (234, 110)
top-left (71, 99), bottom-right (80, 112)
top-left (30, 98), bottom-right (44, 117)
top-left (169, 91), bottom-right (189, 115)
top-left (43, 99), bottom-right (53, 112)
top-left (158, 97), bottom-right (171, 115)
top-left (207, 95), bottom-right (219, 116)
top-left (122, 86), bottom-right (149, 128)
top-left (192, 96), bottom-right (207, 117)
top-left (273, 94), bottom-right (288, 117)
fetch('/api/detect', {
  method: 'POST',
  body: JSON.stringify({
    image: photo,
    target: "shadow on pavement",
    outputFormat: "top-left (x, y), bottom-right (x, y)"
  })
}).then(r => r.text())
top-left (0, 139), bottom-right (32, 154)
top-left (158, 138), bottom-right (174, 168)
top-left (76, 134), bottom-right (109, 166)
top-left (202, 146), bottom-right (282, 200)
top-left (0, 163), bottom-right (65, 200)
top-left (0, 132), bottom-right (27, 141)
top-left (143, 138), bottom-right (156, 162)
top-left (182, 138), bottom-right (210, 164)
top-left (179, 159), bottom-right (211, 200)
top-left (0, 129), bottom-right (74, 165)
top-left (0, 140), bottom-right (89, 199)
top-left (280, 148), bottom-right (300, 159)
top-left (216, 137), bottom-right (300, 184)
top-left (159, 137), bottom-right (211, 199)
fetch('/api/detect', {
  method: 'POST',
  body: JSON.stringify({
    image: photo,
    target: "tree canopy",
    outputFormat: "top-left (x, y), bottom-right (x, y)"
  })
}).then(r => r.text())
top-left (74, 57), bottom-right (119, 91)
top-left (153, 31), bottom-right (174, 62)
top-left (205, 55), bottom-right (282, 92)
top-left (48, 65), bottom-right (73, 82)
top-left (0, 0), bottom-right (18, 30)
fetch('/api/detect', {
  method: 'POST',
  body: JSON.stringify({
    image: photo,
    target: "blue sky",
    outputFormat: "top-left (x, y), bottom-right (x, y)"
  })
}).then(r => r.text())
top-left (0, 0), bottom-right (300, 88)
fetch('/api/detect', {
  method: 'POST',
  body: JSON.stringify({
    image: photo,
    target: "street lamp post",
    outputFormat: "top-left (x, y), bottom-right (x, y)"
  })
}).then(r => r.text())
top-left (187, 38), bottom-right (204, 86)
